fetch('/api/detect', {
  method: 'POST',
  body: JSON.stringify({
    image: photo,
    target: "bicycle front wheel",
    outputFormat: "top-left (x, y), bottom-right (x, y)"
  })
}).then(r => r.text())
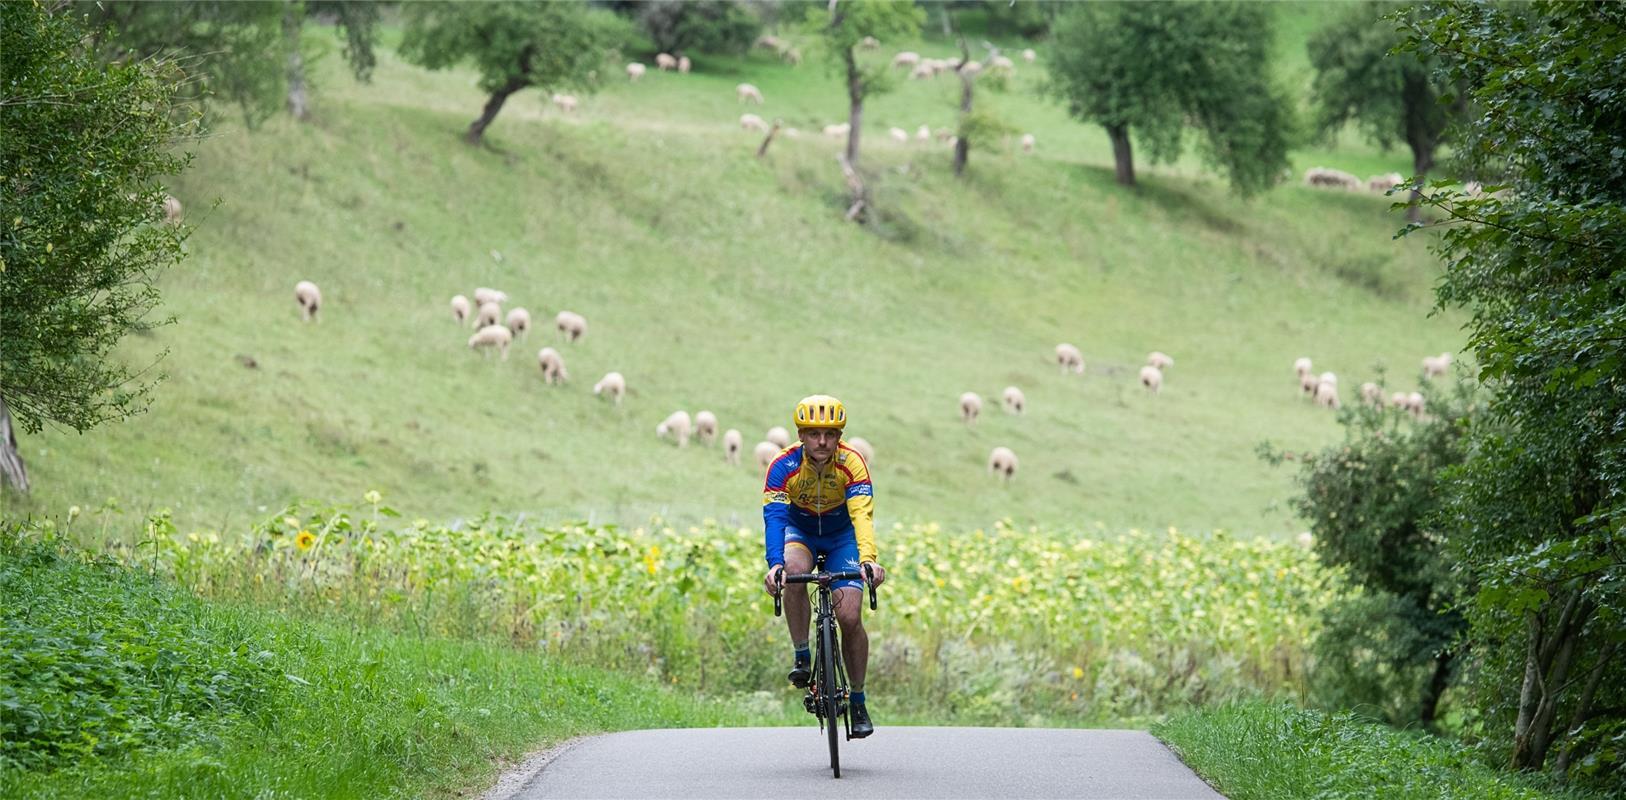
top-left (821, 616), bottom-right (841, 778)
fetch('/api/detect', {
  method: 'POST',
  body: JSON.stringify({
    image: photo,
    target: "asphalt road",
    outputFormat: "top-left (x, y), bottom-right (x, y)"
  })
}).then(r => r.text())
top-left (492, 727), bottom-right (1225, 799)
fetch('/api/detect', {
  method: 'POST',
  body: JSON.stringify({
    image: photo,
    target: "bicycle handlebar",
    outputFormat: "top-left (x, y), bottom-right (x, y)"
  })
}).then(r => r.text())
top-left (772, 564), bottom-right (878, 614)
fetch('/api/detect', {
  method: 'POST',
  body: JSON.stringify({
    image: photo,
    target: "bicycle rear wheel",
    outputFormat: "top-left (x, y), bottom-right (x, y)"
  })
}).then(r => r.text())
top-left (821, 615), bottom-right (841, 778)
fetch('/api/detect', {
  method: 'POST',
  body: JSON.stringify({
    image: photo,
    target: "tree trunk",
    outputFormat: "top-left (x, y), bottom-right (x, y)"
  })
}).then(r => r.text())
top-left (1107, 124), bottom-right (1135, 187)
top-left (1553, 642), bottom-right (1618, 776)
top-left (953, 36), bottom-right (972, 178)
top-left (285, 1), bottom-right (310, 121)
top-left (1406, 143), bottom-right (1434, 223)
top-left (756, 121), bottom-right (781, 158)
top-left (466, 78), bottom-right (527, 145)
top-left (1418, 649), bottom-right (1454, 727)
top-left (0, 394), bottom-right (29, 494)
top-left (843, 46), bottom-right (862, 168)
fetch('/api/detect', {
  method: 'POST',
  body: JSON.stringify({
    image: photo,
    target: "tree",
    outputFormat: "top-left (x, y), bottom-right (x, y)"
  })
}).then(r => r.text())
top-left (1403, 1), bottom-right (1626, 786)
top-left (286, 1), bottom-right (383, 121)
top-left (0, 2), bottom-right (197, 493)
top-left (400, 2), bottom-right (628, 145)
top-left (1045, 2), bottom-right (1294, 196)
top-left (637, 0), bottom-right (761, 58)
top-left (803, 0), bottom-right (923, 218)
top-left (1308, 2), bottom-right (1465, 221)
top-left (944, 13), bottom-right (1014, 179)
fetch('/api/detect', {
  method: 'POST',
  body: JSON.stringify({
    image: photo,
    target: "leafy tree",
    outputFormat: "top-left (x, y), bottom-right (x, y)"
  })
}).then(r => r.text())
top-left (1267, 377), bottom-right (1475, 729)
top-left (0, 2), bottom-right (197, 493)
top-left (979, 0), bottom-right (1059, 39)
top-left (637, 0), bottom-right (761, 58)
top-left (1402, 1), bottom-right (1626, 786)
top-left (1045, 2), bottom-right (1294, 196)
top-left (400, 1), bottom-right (628, 145)
top-left (1308, 2), bottom-right (1465, 220)
top-left (286, 1), bottom-right (384, 120)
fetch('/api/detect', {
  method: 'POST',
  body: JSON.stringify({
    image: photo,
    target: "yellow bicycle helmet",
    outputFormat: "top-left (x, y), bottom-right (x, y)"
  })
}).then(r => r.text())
top-left (794, 394), bottom-right (847, 430)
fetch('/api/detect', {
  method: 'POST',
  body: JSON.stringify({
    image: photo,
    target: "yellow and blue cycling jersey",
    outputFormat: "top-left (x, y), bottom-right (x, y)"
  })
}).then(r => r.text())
top-left (762, 441), bottom-right (876, 568)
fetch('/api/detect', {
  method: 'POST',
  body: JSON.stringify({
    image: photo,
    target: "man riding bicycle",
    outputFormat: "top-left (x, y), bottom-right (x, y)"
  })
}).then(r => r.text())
top-left (761, 394), bottom-right (888, 738)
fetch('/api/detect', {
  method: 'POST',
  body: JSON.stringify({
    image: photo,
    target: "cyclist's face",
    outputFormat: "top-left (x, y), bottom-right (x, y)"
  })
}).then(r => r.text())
top-left (799, 427), bottom-right (841, 464)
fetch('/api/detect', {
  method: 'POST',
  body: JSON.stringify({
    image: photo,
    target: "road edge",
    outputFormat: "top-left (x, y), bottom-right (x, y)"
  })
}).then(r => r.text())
top-left (479, 735), bottom-right (589, 800)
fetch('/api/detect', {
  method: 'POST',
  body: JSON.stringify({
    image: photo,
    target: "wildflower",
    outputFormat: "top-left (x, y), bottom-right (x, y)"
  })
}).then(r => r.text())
top-left (283, 516), bottom-right (301, 529)
top-left (364, 489), bottom-right (382, 505)
top-left (67, 505), bottom-right (81, 523)
top-left (296, 530), bottom-right (317, 551)
top-left (1072, 667), bottom-right (1084, 679)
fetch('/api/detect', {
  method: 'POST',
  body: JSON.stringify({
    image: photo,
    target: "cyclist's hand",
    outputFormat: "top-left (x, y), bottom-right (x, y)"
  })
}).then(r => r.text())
top-left (862, 562), bottom-right (887, 589)
top-left (763, 564), bottom-right (785, 596)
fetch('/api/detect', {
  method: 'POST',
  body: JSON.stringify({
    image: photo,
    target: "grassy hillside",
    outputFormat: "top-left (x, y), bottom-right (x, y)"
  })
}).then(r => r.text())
top-left (10, 8), bottom-right (1460, 536)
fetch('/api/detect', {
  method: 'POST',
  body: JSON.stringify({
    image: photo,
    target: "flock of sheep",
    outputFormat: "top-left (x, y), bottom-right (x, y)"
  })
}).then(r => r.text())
top-left (1293, 353), bottom-right (1450, 416)
top-left (1304, 167), bottom-right (1406, 194)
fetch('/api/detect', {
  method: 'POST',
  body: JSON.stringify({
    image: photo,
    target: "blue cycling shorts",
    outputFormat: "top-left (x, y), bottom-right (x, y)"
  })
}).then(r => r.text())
top-left (782, 525), bottom-right (864, 591)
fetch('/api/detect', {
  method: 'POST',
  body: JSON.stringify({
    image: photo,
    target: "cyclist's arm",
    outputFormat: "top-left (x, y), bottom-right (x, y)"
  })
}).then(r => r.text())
top-left (762, 453), bottom-right (795, 567)
top-left (841, 449), bottom-right (878, 565)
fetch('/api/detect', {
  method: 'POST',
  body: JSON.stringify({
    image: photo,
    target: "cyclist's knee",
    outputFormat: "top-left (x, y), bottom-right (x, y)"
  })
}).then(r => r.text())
top-left (784, 544), bottom-right (813, 573)
top-left (834, 589), bottom-right (864, 629)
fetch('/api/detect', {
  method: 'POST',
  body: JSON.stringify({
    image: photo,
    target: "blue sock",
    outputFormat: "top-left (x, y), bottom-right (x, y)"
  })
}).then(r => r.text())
top-left (851, 691), bottom-right (865, 706)
top-left (793, 644), bottom-right (810, 665)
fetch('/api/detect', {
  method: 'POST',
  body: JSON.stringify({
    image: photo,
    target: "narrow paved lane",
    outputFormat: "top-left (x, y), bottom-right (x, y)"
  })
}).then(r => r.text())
top-left (496, 727), bottom-right (1223, 799)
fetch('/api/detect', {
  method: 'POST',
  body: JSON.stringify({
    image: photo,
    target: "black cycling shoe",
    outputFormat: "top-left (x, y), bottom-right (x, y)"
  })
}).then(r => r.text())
top-left (849, 703), bottom-right (875, 739)
top-left (787, 663), bottom-right (811, 688)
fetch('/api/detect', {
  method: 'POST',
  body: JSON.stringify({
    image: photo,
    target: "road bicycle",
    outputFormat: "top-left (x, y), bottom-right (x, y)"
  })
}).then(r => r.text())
top-left (774, 556), bottom-right (877, 779)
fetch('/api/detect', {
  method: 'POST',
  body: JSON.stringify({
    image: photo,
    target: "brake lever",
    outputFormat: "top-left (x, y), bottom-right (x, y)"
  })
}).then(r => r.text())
top-left (863, 563), bottom-right (877, 611)
top-left (773, 570), bottom-right (784, 617)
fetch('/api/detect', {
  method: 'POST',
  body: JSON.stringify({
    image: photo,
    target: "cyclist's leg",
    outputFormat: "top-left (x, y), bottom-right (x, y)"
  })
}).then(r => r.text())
top-left (781, 530), bottom-right (815, 686)
top-left (826, 533), bottom-right (868, 694)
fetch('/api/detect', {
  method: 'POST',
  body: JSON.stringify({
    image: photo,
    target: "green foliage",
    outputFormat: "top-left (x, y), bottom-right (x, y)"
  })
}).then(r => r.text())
top-left (957, 107), bottom-right (1016, 151)
top-left (979, 0), bottom-right (1059, 39)
top-left (0, 2), bottom-right (194, 436)
top-left (1046, 1), bottom-right (1296, 196)
top-left (308, 0), bottom-right (382, 83)
top-left (1156, 700), bottom-right (1604, 800)
top-left (802, 0), bottom-right (925, 101)
top-left (1400, 1), bottom-right (1626, 786)
top-left (637, 0), bottom-right (762, 58)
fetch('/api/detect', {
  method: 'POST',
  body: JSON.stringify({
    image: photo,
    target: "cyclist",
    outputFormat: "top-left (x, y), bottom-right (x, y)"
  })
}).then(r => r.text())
top-left (761, 394), bottom-right (887, 738)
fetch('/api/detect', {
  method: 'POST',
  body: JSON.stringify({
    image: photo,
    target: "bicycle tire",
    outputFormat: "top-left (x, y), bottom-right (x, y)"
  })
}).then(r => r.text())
top-left (821, 614), bottom-right (841, 778)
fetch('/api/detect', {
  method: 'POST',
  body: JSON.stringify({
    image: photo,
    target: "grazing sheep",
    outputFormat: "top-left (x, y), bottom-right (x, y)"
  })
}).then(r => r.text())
top-left (736, 83), bottom-right (764, 104)
top-left (162, 194), bottom-right (183, 224)
top-left (959, 60), bottom-right (983, 76)
top-left (593, 371), bottom-right (625, 404)
top-left (754, 440), bottom-right (781, 470)
top-left (656, 53), bottom-right (678, 71)
top-left (537, 347), bottom-right (568, 384)
top-left (468, 324), bottom-right (513, 359)
top-left (1139, 365), bottom-right (1163, 394)
top-left (1390, 391), bottom-right (1409, 409)
top-left (756, 35), bottom-right (782, 51)
top-left (916, 124), bottom-right (931, 141)
top-left (555, 310), bottom-right (587, 343)
top-left (860, 35), bottom-right (880, 50)
top-left (1055, 343), bottom-right (1085, 374)
top-left (474, 301), bottom-right (502, 330)
top-left (960, 391), bottom-right (983, 424)
top-left (784, 127), bottom-right (801, 138)
top-left (988, 446), bottom-right (1018, 481)
top-left (505, 307), bottom-right (531, 338)
top-left (451, 294), bottom-right (470, 325)
top-left (892, 51), bottom-right (921, 68)
top-left (1314, 378), bottom-right (1341, 409)
top-left (740, 113), bottom-right (768, 132)
top-left (1294, 357), bottom-right (1313, 377)
top-left (656, 410), bottom-right (693, 447)
top-left (766, 426), bottom-right (791, 449)
top-left (1422, 352), bottom-right (1452, 379)
top-left (626, 62), bottom-right (646, 81)
top-left (694, 410), bottom-right (719, 445)
top-left (723, 429), bottom-right (743, 465)
top-left (889, 127), bottom-right (909, 143)
top-left (1320, 371), bottom-right (1338, 386)
top-left (678, 56), bottom-right (691, 74)
top-left (1360, 382), bottom-right (1383, 407)
top-left (781, 47), bottom-right (802, 66)
top-left (1406, 392), bottom-right (1426, 418)
top-left (1304, 166), bottom-right (1363, 191)
top-left (551, 93), bottom-right (579, 112)
top-left (1002, 386), bottom-right (1026, 414)
top-left (823, 122), bottom-right (850, 138)
top-left (936, 127), bottom-right (956, 142)
top-left (294, 280), bottom-right (321, 322)
top-left (1022, 48), bottom-right (1036, 63)
top-left (473, 287), bottom-right (508, 306)
top-left (846, 436), bottom-right (874, 465)
top-left (1020, 133), bottom-right (1035, 153)
top-left (910, 63), bottom-right (934, 80)
top-left (1301, 370), bottom-right (1321, 398)
top-left (1296, 531), bottom-right (1314, 549)
top-left (1368, 172), bottom-right (1404, 193)
top-left (1148, 351), bottom-right (1174, 371)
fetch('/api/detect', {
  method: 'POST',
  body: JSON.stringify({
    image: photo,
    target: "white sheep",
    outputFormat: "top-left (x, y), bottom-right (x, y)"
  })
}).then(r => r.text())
top-left (1148, 351), bottom-right (1174, 371)
top-left (892, 51), bottom-right (921, 68)
top-left (551, 93), bottom-right (579, 113)
top-left (1422, 352), bottom-right (1453, 379)
top-left (474, 301), bottom-right (502, 330)
top-left (656, 410), bottom-right (693, 447)
top-left (656, 53), bottom-right (678, 71)
top-left (1406, 391), bottom-right (1426, 418)
top-left (1320, 371), bottom-right (1338, 386)
top-left (294, 280), bottom-right (321, 322)
top-left (1002, 386), bottom-right (1026, 414)
top-left (1360, 382), bottom-right (1383, 407)
top-left (678, 56), bottom-right (691, 74)
top-left (756, 35), bottom-right (782, 51)
top-left (537, 347), bottom-right (567, 384)
top-left (555, 310), bottom-right (587, 343)
top-left (740, 113), bottom-right (768, 132)
top-left (959, 60), bottom-right (983, 76)
top-left (1368, 172), bottom-right (1405, 193)
top-left (468, 324), bottom-right (513, 360)
top-left (916, 124), bottom-right (931, 142)
top-left (754, 441), bottom-right (781, 470)
top-left (736, 83), bottom-right (764, 104)
top-left (1315, 378), bottom-right (1341, 409)
top-left (988, 446), bottom-right (1018, 481)
top-left (723, 429), bottom-right (743, 465)
top-left (162, 194), bottom-right (183, 224)
top-left (910, 63), bottom-right (935, 80)
top-left (889, 127), bottom-right (909, 143)
top-left (1301, 370), bottom-right (1322, 398)
top-left (451, 294), bottom-right (470, 325)
top-left (1020, 133), bottom-right (1035, 153)
top-left (1304, 167), bottom-right (1363, 191)
top-left (766, 426), bottom-right (791, 449)
top-left (626, 62), bottom-right (647, 81)
top-left (694, 410), bottom-right (719, 445)
top-left (846, 436), bottom-right (874, 465)
top-left (1055, 343), bottom-right (1085, 375)
top-left (960, 391), bottom-right (983, 424)
top-left (505, 307), bottom-right (531, 338)
top-left (1139, 365), bottom-right (1163, 394)
top-left (593, 371), bottom-right (625, 405)
top-left (1296, 531), bottom-right (1314, 549)
top-left (860, 35), bottom-right (880, 50)
top-left (1294, 357), bottom-right (1313, 377)
top-left (1022, 48), bottom-right (1036, 63)
top-left (823, 122), bottom-right (850, 138)
top-left (1390, 391), bottom-right (1409, 409)
top-left (473, 287), bottom-right (509, 306)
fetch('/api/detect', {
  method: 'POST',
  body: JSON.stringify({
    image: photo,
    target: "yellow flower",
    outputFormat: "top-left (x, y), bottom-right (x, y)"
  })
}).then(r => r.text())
top-left (1072, 667), bottom-right (1084, 679)
top-left (296, 530), bottom-right (316, 551)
